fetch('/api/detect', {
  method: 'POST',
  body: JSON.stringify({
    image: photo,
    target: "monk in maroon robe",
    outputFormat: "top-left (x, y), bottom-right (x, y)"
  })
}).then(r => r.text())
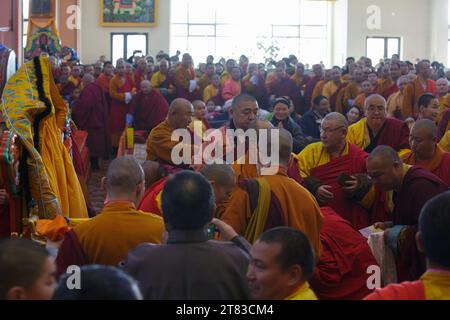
top-left (266, 61), bottom-right (301, 113)
top-left (304, 64), bottom-right (324, 111)
top-left (72, 74), bottom-right (111, 169)
top-left (127, 80), bottom-right (169, 138)
top-left (311, 207), bottom-right (379, 300)
top-left (367, 146), bottom-right (449, 282)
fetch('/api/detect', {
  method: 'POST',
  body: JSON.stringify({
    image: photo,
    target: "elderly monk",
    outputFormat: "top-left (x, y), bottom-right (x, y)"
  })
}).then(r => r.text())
top-left (109, 61), bottom-right (135, 152)
top-left (402, 119), bottom-right (450, 185)
top-left (367, 146), bottom-right (449, 282)
top-left (72, 74), bottom-right (111, 170)
top-left (297, 113), bottom-right (387, 229)
top-left (56, 157), bottom-right (164, 271)
top-left (221, 128), bottom-right (323, 259)
top-left (127, 80), bottom-right (169, 138)
top-left (387, 75), bottom-right (409, 119)
top-left (402, 60), bottom-right (437, 118)
top-left (311, 207), bottom-right (379, 300)
top-left (174, 53), bottom-right (201, 102)
top-left (189, 100), bottom-right (210, 138)
top-left (146, 98), bottom-right (195, 167)
top-left (138, 161), bottom-right (168, 216)
top-left (435, 78), bottom-right (450, 122)
top-left (348, 94), bottom-right (410, 155)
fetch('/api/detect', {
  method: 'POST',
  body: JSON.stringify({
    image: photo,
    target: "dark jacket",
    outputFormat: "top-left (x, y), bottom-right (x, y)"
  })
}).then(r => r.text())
top-left (270, 116), bottom-right (311, 153)
top-left (122, 229), bottom-right (251, 300)
top-left (300, 110), bottom-right (324, 140)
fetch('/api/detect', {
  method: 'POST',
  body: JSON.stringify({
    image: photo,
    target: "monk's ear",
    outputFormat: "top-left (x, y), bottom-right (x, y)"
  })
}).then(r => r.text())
top-left (100, 177), bottom-right (107, 192)
top-left (7, 287), bottom-right (27, 300)
top-left (287, 265), bottom-right (303, 287)
top-left (416, 232), bottom-right (425, 253)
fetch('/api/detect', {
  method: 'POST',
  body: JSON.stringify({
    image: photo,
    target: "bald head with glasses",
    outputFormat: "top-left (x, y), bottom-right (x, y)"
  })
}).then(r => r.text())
top-left (320, 112), bottom-right (349, 157)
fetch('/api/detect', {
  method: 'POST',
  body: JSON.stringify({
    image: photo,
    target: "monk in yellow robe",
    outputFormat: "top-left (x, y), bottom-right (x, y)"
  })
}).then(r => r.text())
top-left (402, 119), bottom-right (450, 185)
top-left (56, 157), bottom-right (164, 269)
top-left (348, 94), bottom-right (410, 156)
top-left (340, 68), bottom-right (364, 114)
top-left (189, 100), bottom-right (210, 139)
top-left (387, 75), bottom-right (409, 119)
top-left (220, 59), bottom-right (237, 86)
top-left (174, 53), bottom-right (201, 101)
top-left (297, 113), bottom-right (388, 229)
top-left (311, 69), bottom-right (331, 102)
top-left (402, 60), bottom-right (437, 118)
top-left (146, 98), bottom-right (196, 167)
top-left (197, 63), bottom-right (215, 94)
top-left (1, 56), bottom-right (87, 219)
top-left (221, 128), bottom-right (323, 258)
top-left (439, 129), bottom-right (450, 152)
top-left (322, 67), bottom-right (347, 111)
top-left (435, 78), bottom-right (450, 122)
top-left (150, 59), bottom-right (175, 98)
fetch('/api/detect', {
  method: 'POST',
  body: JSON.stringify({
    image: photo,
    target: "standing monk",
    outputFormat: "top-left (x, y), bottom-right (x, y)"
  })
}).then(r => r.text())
top-left (174, 53), bottom-right (201, 102)
top-left (109, 61), bottom-right (135, 154)
top-left (95, 61), bottom-right (114, 110)
top-left (72, 74), bottom-right (111, 170)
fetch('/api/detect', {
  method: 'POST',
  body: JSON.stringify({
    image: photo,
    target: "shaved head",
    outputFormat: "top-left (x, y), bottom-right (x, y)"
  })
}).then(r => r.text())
top-left (106, 156), bottom-right (145, 198)
top-left (169, 98), bottom-right (192, 114)
top-left (141, 161), bottom-right (166, 189)
top-left (412, 119), bottom-right (438, 140)
top-left (200, 164), bottom-right (235, 187)
top-left (323, 112), bottom-right (348, 129)
top-left (82, 73), bottom-right (95, 84)
top-left (168, 98), bottom-right (194, 129)
top-left (364, 94), bottom-right (387, 110)
top-left (368, 145), bottom-right (401, 167)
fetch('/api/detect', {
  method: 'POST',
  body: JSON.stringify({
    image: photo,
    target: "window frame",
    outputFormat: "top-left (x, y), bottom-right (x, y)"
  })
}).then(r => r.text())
top-left (366, 36), bottom-right (401, 61)
top-left (110, 32), bottom-right (149, 62)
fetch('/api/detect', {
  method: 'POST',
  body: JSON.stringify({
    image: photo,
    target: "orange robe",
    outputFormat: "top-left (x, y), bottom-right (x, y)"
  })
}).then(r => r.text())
top-left (437, 94), bottom-right (450, 122)
top-left (146, 120), bottom-right (195, 166)
top-left (377, 78), bottom-right (394, 97)
top-left (198, 74), bottom-right (213, 94)
top-left (174, 65), bottom-right (201, 101)
top-left (402, 78), bottom-right (437, 118)
top-left (402, 147), bottom-right (450, 185)
top-left (221, 169), bottom-right (323, 258)
top-left (352, 93), bottom-right (366, 113)
top-left (387, 91), bottom-right (405, 119)
top-left (341, 82), bottom-right (362, 113)
top-left (69, 201), bottom-right (164, 266)
top-left (311, 80), bottom-right (326, 102)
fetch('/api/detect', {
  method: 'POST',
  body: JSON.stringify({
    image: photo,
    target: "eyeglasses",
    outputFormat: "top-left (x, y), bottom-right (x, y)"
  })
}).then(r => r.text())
top-left (319, 126), bottom-right (344, 134)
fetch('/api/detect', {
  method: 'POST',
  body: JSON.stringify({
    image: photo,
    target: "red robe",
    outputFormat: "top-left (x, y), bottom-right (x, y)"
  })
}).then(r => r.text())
top-left (110, 75), bottom-right (134, 146)
top-left (72, 83), bottom-right (111, 159)
top-left (382, 83), bottom-right (399, 100)
top-left (311, 207), bottom-right (379, 300)
top-left (267, 76), bottom-right (301, 113)
top-left (366, 118), bottom-right (410, 153)
top-left (393, 167), bottom-right (449, 281)
top-left (138, 178), bottom-right (167, 216)
top-left (309, 144), bottom-right (388, 229)
top-left (128, 91), bottom-right (169, 134)
top-left (364, 281), bottom-right (424, 300)
top-left (438, 109), bottom-right (450, 140)
top-left (304, 76), bottom-right (322, 111)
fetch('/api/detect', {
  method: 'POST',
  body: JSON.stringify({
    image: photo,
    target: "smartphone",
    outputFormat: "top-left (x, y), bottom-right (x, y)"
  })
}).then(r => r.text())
top-left (337, 172), bottom-right (353, 186)
top-left (206, 223), bottom-right (218, 240)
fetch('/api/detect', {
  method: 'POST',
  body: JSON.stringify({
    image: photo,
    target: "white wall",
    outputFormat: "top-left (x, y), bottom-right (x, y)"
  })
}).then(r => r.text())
top-left (346, 0), bottom-right (448, 63)
top-left (79, 0), bottom-right (171, 64)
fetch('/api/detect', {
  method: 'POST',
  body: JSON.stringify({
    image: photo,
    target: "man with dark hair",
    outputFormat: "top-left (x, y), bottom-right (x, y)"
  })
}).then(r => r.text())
top-left (54, 265), bottom-right (142, 300)
top-left (247, 227), bottom-right (317, 300)
top-left (123, 171), bottom-right (251, 300)
top-left (402, 119), bottom-right (450, 185)
top-left (56, 156), bottom-right (164, 271)
top-left (416, 93), bottom-right (439, 123)
top-left (303, 64), bottom-right (324, 110)
top-left (367, 146), bottom-right (449, 281)
top-left (300, 95), bottom-right (329, 140)
top-left (366, 191), bottom-right (450, 300)
top-left (0, 238), bottom-right (57, 300)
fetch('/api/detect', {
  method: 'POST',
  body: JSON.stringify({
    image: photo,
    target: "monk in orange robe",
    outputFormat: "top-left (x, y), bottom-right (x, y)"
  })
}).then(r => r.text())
top-left (322, 67), bottom-right (347, 112)
top-left (95, 61), bottom-right (114, 109)
top-left (387, 75), bottom-right (409, 119)
top-left (340, 68), bottom-right (364, 114)
top-left (435, 78), bottom-right (450, 122)
top-left (173, 53), bottom-right (201, 102)
top-left (352, 80), bottom-right (374, 113)
top-left (146, 98), bottom-right (195, 167)
top-left (221, 128), bottom-right (323, 259)
top-left (402, 119), bottom-right (450, 185)
top-left (109, 62), bottom-right (135, 151)
top-left (304, 64), bottom-right (324, 111)
top-left (402, 60), bottom-right (437, 118)
top-left (438, 109), bottom-right (450, 140)
top-left (56, 157), bottom-right (164, 270)
top-left (197, 63), bottom-right (215, 94)
top-left (380, 61), bottom-right (402, 99)
top-left (311, 69), bottom-right (331, 103)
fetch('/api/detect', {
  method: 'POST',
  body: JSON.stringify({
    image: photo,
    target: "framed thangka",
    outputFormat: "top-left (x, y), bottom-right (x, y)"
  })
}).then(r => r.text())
top-left (31, 0), bottom-right (54, 18)
top-left (100, 0), bottom-right (157, 27)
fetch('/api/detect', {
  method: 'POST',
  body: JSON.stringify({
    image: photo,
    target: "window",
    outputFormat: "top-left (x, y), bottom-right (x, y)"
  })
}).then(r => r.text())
top-left (23, 0), bottom-right (30, 49)
top-left (366, 37), bottom-right (401, 63)
top-left (170, 0), bottom-right (330, 66)
top-left (111, 33), bottom-right (148, 64)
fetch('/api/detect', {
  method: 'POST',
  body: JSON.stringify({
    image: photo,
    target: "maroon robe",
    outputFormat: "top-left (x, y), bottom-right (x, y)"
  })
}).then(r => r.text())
top-left (311, 207), bottom-right (379, 300)
top-left (55, 230), bottom-right (87, 277)
top-left (72, 83), bottom-right (111, 159)
top-left (0, 200), bottom-right (9, 239)
top-left (309, 144), bottom-right (388, 230)
top-left (438, 109), bottom-right (450, 140)
top-left (128, 90), bottom-right (169, 134)
top-left (304, 76), bottom-right (322, 111)
top-left (365, 118), bottom-right (410, 153)
top-left (393, 167), bottom-right (449, 281)
top-left (267, 77), bottom-right (301, 113)
top-left (382, 83), bottom-right (399, 100)
top-left (110, 76), bottom-right (134, 144)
